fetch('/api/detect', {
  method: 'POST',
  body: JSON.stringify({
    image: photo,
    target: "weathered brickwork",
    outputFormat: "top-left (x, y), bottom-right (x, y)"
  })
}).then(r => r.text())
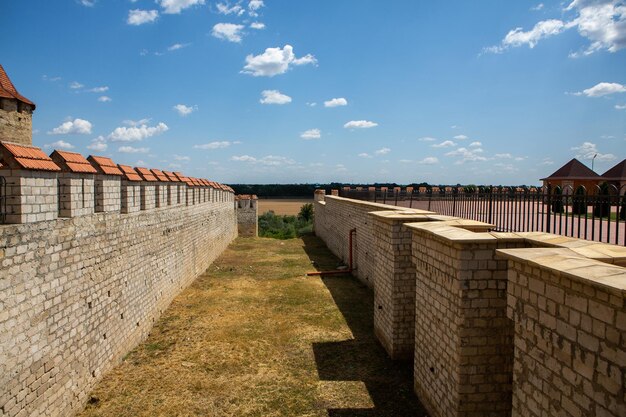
top-left (2, 170), bottom-right (58, 224)
top-left (0, 103), bottom-right (32, 146)
top-left (236, 198), bottom-right (258, 237)
top-left (314, 195), bottom-right (410, 288)
top-left (0, 200), bottom-right (237, 417)
top-left (139, 183), bottom-right (156, 211)
top-left (408, 224), bottom-right (530, 417)
top-left (370, 211), bottom-right (432, 360)
top-left (120, 181), bottom-right (141, 214)
top-left (498, 248), bottom-right (626, 417)
top-left (58, 174), bottom-right (95, 218)
top-left (94, 176), bottom-right (121, 213)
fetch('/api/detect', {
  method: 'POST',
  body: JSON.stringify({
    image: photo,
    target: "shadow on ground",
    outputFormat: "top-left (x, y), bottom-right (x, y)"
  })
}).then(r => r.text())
top-left (301, 235), bottom-right (429, 417)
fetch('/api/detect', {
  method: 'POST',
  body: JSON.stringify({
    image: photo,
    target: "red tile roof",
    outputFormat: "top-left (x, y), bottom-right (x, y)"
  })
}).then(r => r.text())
top-left (135, 167), bottom-right (157, 182)
top-left (601, 159), bottom-right (626, 181)
top-left (87, 155), bottom-right (123, 176)
top-left (0, 141), bottom-right (60, 171)
top-left (162, 170), bottom-right (180, 182)
top-left (118, 164), bottom-right (142, 181)
top-left (50, 150), bottom-right (97, 174)
top-left (0, 64), bottom-right (35, 108)
top-left (173, 171), bottom-right (189, 182)
top-left (150, 168), bottom-right (169, 182)
top-left (541, 158), bottom-right (601, 180)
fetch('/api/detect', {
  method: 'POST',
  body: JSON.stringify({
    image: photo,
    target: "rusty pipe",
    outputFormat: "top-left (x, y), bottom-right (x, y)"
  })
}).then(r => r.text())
top-left (307, 228), bottom-right (356, 276)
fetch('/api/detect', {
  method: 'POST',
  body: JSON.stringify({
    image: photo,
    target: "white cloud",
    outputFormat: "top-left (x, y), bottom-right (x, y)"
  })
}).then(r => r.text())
top-left (230, 154), bottom-right (294, 166)
top-left (45, 140), bottom-right (75, 150)
top-left (495, 153), bottom-right (512, 158)
top-left (573, 82), bottom-right (626, 97)
top-left (616, 104), bottom-right (626, 109)
top-left (231, 155), bottom-right (256, 162)
top-left (541, 157), bottom-right (555, 166)
top-left (212, 23), bottom-right (245, 43)
top-left (79, 0), bottom-right (96, 6)
top-left (123, 118), bottom-right (151, 127)
top-left (418, 157), bottom-right (439, 165)
top-left (168, 43), bottom-right (190, 51)
top-left (485, 1), bottom-right (626, 56)
top-left (432, 140), bottom-right (456, 148)
top-left (69, 81), bottom-right (84, 89)
top-left (469, 141), bottom-right (482, 147)
top-left (48, 118), bottom-right (93, 135)
top-left (216, 2), bottom-right (244, 15)
top-left (242, 44), bottom-right (317, 77)
top-left (118, 146), bottom-right (149, 153)
top-left (418, 136), bottom-right (437, 142)
top-left (250, 22), bottom-right (265, 29)
top-left (306, 102), bottom-right (317, 107)
top-left (248, 0), bottom-right (264, 11)
top-left (87, 136), bottom-right (108, 152)
top-left (453, 134), bottom-right (469, 140)
top-left (98, 96), bottom-right (112, 102)
top-left (445, 147), bottom-right (487, 163)
top-left (108, 122), bottom-right (168, 142)
top-left (173, 104), bottom-right (197, 116)
top-left (344, 120), bottom-right (378, 129)
top-left (358, 153), bottom-right (372, 158)
top-left (260, 90), bottom-right (292, 105)
top-left (193, 141), bottom-right (231, 149)
top-left (324, 97), bottom-right (348, 107)
top-left (336, 164), bottom-right (348, 172)
top-left (531, 3), bottom-right (544, 11)
top-left (375, 147), bottom-right (391, 155)
top-left (301, 129), bottom-right (321, 140)
top-left (158, 0), bottom-right (205, 14)
top-left (173, 154), bottom-right (190, 161)
top-left (87, 86), bottom-right (108, 93)
top-left (399, 159), bottom-right (413, 163)
top-left (571, 141), bottom-right (616, 161)
top-left (127, 9), bottom-right (159, 25)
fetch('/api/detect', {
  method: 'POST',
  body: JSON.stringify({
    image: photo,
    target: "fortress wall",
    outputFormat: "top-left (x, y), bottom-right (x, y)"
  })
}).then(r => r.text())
top-left (0, 199), bottom-right (237, 417)
top-left (314, 194), bottom-right (409, 288)
top-left (315, 193), bottom-right (626, 417)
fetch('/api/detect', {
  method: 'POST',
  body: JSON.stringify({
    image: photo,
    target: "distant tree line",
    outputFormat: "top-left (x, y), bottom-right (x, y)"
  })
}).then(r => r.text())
top-left (229, 183), bottom-right (537, 198)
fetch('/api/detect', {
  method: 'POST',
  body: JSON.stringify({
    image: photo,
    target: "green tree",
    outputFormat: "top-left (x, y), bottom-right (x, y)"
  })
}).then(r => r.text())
top-left (298, 203), bottom-right (314, 222)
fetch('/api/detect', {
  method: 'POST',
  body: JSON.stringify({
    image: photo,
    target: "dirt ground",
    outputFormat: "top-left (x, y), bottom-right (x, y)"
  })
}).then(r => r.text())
top-left (78, 236), bottom-right (427, 417)
top-left (257, 199), bottom-right (314, 215)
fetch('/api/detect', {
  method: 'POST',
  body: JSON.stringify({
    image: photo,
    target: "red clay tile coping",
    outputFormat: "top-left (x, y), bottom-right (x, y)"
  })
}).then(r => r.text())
top-left (118, 164), bottom-right (142, 181)
top-left (0, 141), bottom-right (60, 171)
top-left (173, 171), bottom-right (190, 183)
top-left (150, 168), bottom-right (170, 182)
top-left (135, 167), bottom-right (157, 182)
top-left (236, 194), bottom-right (258, 200)
top-left (50, 150), bottom-right (97, 174)
top-left (162, 170), bottom-right (180, 182)
top-left (87, 155), bottom-right (123, 176)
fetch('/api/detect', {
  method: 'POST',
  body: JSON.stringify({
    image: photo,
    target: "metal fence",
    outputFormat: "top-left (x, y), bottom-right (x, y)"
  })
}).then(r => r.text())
top-left (339, 185), bottom-right (626, 246)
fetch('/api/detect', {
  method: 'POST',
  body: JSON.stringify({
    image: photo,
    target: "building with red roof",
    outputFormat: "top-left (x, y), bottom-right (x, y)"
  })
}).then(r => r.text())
top-left (0, 64), bottom-right (35, 145)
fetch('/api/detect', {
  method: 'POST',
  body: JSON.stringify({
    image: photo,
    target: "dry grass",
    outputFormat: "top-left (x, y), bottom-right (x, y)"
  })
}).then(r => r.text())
top-left (257, 199), bottom-right (314, 215)
top-left (78, 236), bottom-right (427, 417)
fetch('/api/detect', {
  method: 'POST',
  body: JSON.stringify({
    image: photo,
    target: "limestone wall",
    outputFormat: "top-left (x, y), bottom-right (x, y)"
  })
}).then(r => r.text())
top-left (236, 198), bottom-right (258, 237)
top-left (0, 200), bottom-right (237, 417)
top-left (314, 195), bottom-right (409, 288)
top-left (315, 193), bottom-right (626, 417)
top-left (0, 106), bottom-right (32, 146)
top-left (499, 248), bottom-right (626, 417)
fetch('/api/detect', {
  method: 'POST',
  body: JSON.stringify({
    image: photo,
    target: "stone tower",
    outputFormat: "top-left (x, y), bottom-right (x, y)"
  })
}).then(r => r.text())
top-left (0, 64), bottom-right (35, 145)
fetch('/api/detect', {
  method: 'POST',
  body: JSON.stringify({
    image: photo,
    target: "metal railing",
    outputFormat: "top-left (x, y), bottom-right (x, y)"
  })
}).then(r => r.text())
top-left (339, 185), bottom-right (626, 246)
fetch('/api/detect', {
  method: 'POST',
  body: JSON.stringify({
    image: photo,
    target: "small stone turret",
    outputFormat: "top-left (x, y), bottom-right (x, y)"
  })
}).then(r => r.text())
top-left (0, 64), bottom-right (35, 145)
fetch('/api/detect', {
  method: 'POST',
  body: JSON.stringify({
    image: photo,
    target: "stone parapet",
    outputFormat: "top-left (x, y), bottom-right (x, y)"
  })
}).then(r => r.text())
top-left (497, 247), bottom-right (626, 417)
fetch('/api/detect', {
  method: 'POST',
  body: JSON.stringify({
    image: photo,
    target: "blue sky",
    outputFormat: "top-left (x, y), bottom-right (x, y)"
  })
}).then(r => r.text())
top-left (1, 0), bottom-right (625, 185)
